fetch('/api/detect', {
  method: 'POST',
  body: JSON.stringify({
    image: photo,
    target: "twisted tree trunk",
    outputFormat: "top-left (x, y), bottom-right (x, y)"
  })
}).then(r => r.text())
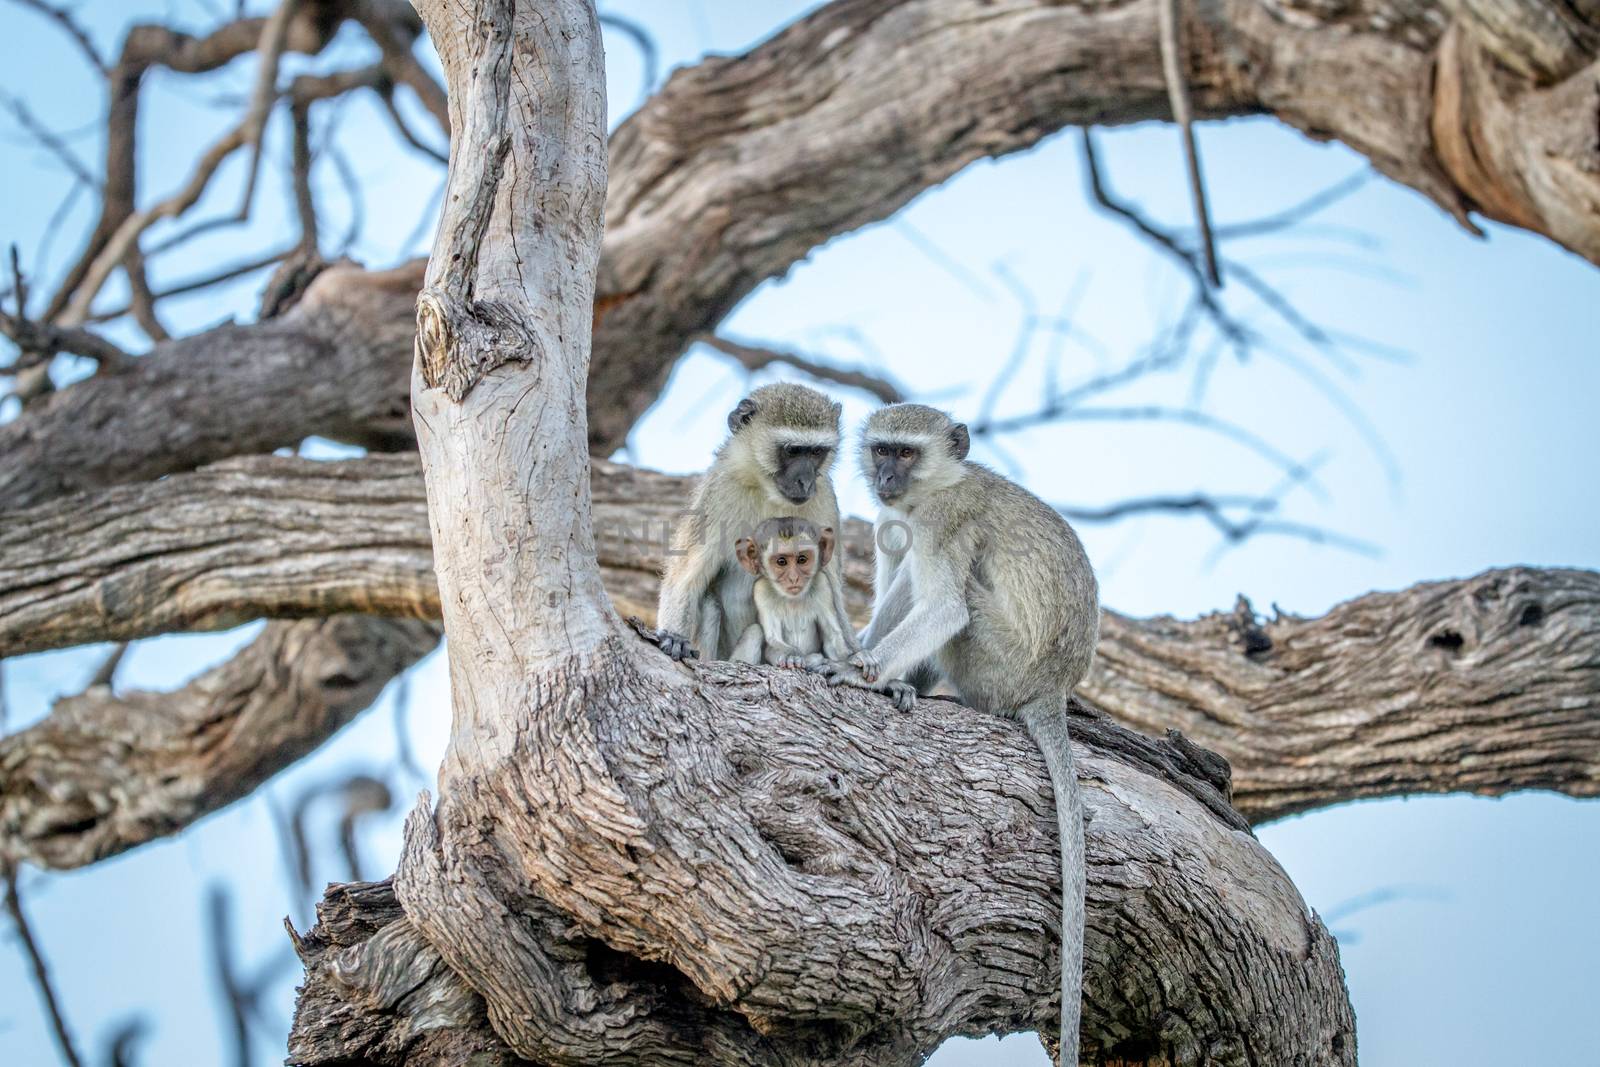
top-left (277, 4), bottom-right (1354, 1064)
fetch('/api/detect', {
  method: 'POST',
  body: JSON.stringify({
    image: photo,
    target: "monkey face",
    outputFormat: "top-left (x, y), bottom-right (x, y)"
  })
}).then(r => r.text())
top-left (773, 443), bottom-right (830, 504)
top-left (763, 538), bottom-right (819, 597)
top-left (868, 441), bottom-right (921, 503)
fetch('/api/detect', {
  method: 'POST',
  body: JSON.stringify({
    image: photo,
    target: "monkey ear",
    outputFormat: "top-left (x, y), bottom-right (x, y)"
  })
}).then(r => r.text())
top-left (830, 401), bottom-right (843, 426)
top-left (727, 398), bottom-right (759, 434)
top-left (735, 537), bottom-right (762, 576)
top-left (948, 422), bottom-right (971, 460)
top-left (817, 526), bottom-right (835, 568)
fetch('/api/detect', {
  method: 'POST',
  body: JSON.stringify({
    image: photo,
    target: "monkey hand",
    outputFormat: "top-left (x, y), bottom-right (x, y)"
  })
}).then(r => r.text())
top-left (880, 679), bottom-right (917, 713)
top-left (655, 630), bottom-right (698, 662)
top-left (773, 651), bottom-right (809, 669)
top-left (824, 665), bottom-right (916, 712)
top-left (848, 648), bottom-right (880, 682)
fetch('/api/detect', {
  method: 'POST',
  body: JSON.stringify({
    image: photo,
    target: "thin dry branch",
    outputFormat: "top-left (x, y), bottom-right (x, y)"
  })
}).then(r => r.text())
top-left (7, 0), bottom-right (106, 75)
top-left (698, 333), bottom-right (908, 403)
top-left (4, 864), bottom-right (84, 1067)
top-left (1157, 0), bottom-right (1221, 286)
top-left (59, 9), bottom-right (301, 325)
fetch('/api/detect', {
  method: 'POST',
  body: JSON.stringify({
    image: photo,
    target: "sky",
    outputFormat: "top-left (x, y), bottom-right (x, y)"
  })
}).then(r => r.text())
top-left (2, 2), bottom-right (1598, 1065)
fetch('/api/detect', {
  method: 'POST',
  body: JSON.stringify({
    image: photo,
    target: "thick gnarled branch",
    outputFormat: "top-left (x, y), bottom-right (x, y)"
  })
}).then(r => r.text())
top-left (0, 616), bottom-right (437, 870)
top-left (286, 651), bottom-right (1353, 1067)
top-left (4, 455), bottom-right (1592, 863)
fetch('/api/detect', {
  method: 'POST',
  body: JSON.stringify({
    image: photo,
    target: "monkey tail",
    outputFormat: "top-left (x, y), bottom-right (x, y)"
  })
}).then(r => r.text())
top-left (1019, 701), bottom-right (1085, 1066)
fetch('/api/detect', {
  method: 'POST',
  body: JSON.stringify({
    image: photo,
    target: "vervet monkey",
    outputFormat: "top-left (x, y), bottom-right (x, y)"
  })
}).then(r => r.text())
top-left (655, 383), bottom-right (861, 664)
top-left (728, 518), bottom-right (907, 705)
top-left (834, 403), bottom-right (1098, 1062)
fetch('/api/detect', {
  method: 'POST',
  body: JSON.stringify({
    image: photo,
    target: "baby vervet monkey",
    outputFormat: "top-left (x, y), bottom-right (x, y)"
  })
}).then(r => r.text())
top-left (727, 518), bottom-right (911, 705)
top-left (833, 403), bottom-right (1099, 1064)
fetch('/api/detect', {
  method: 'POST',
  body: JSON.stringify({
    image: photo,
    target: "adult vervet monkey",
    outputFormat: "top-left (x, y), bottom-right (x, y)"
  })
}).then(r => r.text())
top-left (835, 403), bottom-right (1098, 1062)
top-left (655, 383), bottom-right (863, 665)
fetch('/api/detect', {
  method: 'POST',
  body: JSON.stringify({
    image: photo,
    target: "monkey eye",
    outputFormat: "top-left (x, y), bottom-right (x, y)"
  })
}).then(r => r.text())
top-left (783, 444), bottom-right (805, 459)
top-left (796, 554), bottom-right (809, 565)
top-left (873, 444), bottom-right (890, 457)
top-left (774, 556), bottom-right (788, 567)
top-left (899, 446), bottom-right (917, 460)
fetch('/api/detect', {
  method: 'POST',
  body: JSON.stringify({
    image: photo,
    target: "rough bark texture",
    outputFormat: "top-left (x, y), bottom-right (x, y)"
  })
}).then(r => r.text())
top-left (3, 0), bottom-right (1595, 507)
top-left (0, 616), bottom-right (436, 869)
top-left (1, 454), bottom-right (1593, 870)
top-left (287, 664), bottom-right (1353, 1067)
top-left (0, 262), bottom-right (422, 510)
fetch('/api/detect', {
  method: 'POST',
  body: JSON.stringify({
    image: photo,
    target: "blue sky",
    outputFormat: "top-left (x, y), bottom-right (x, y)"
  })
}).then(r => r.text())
top-left (2, 2), bottom-right (1597, 1065)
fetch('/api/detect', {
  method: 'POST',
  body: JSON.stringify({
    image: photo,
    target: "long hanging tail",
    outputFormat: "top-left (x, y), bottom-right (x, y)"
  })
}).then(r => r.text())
top-left (1019, 701), bottom-right (1085, 1065)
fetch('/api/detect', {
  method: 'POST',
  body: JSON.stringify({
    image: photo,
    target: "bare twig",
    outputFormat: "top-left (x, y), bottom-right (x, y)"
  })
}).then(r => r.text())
top-left (1, 309), bottom-right (132, 372)
top-left (3, 248), bottom-right (131, 372)
top-left (351, 2), bottom-right (448, 134)
top-left (1213, 170), bottom-right (1372, 240)
top-left (0, 91), bottom-right (100, 189)
top-left (1157, 0), bottom-right (1221, 286)
top-left (3, 864), bottom-right (84, 1067)
top-left (87, 643), bottom-right (129, 690)
top-left (236, 0), bottom-right (302, 214)
top-left (599, 11), bottom-right (660, 106)
top-left (392, 675), bottom-right (425, 781)
top-left (7, 0), bottom-right (106, 75)
top-left (59, 7), bottom-right (305, 326)
top-left (375, 82), bottom-right (449, 164)
top-left (288, 95), bottom-right (319, 251)
top-left (103, 1016), bottom-right (150, 1067)
top-left (87, 249), bottom-right (293, 323)
top-left (335, 775), bottom-right (393, 882)
top-left (698, 333), bottom-right (907, 403)
top-left (206, 884), bottom-right (252, 1067)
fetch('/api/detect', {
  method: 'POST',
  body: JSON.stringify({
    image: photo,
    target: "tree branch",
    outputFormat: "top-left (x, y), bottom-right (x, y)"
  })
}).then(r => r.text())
top-left (697, 333), bottom-right (908, 403)
top-left (0, 616), bottom-right (437, 870)
top-left (5, 0), bottom-right (1593, 493)
top-left (1, 453), bottom-right (1592, 843)
top-left (287, 675), bottom-right (1354, 1066)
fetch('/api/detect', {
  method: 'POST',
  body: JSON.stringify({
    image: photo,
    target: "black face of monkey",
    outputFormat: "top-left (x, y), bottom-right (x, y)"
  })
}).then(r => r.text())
top-left (869, 442), bottom-right (920, 502)
top-left (775, 444), bottom-right (830, 504)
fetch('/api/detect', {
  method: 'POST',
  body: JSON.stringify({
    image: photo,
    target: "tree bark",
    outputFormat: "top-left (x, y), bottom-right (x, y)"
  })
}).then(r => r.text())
top-left (1, 454), bottom-right (1594, 869)
top-left (4, 0), bottom-right (1595, 510)
top-left (286, 679), bottom-right (1354, 1067)
top-left (0, 615), bottom-right (435, 870)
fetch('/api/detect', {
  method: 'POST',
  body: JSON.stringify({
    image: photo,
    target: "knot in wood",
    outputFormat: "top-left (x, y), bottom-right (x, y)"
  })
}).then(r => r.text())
top-left (414, 288), bottom-right (538, 402)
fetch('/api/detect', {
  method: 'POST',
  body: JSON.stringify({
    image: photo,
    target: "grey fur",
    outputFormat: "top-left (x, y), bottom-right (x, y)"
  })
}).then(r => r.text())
top-left (846, 403), bottom-right (1097, 1062)
top-left (656, 383), bottom-right (859, 663)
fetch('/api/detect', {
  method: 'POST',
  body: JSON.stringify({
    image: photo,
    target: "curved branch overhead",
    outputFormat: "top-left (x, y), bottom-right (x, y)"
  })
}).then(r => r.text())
top-left (4, 0), bottom-right (1597, 509)
top-left (2, 454), bottom-right (1593, 871)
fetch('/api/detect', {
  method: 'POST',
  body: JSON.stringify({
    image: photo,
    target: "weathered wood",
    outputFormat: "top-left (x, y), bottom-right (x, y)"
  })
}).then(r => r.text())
top-left (3, 0), bottom-right (1595, 510)
top-left (287, 668), bottom-right (1352, 1067)
top-left (0, 615), bottom-right (436, 869)
top-left (1, 453), bottom-right (1594, 869)
top-left (306, 2), bottom-right (1357, 1062)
